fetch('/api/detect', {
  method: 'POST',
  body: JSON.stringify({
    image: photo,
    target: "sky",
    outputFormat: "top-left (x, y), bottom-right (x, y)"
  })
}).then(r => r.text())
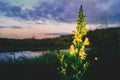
top-left (0, 0), bottom-right (120, 39)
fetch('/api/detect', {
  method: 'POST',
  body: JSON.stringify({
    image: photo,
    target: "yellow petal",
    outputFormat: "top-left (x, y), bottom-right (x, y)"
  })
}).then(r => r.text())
top-left (84, 38), bottom-right (90, 45)
top-left (69, 45), bottom-right (75, 55)
top-left (80, 49), bottom-right (86, 60)
top-left (75, 34), bottom-right (82, 42)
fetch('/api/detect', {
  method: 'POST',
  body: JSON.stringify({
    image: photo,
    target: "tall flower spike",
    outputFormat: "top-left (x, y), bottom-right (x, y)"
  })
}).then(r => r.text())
top-left (58, 5), bottom-right (90, 80)
top-left (77, 5), bottom-right (85, 24)
top-left (69, 5), bottom-right (88, 58)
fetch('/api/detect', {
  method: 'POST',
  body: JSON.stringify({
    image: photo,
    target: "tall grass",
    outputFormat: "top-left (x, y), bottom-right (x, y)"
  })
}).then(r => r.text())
top-left (0, 53), bottom-right (59, 80)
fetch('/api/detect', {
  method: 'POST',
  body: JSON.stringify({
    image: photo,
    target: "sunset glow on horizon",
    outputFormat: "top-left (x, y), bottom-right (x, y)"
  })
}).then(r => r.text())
top-left (0, 20), bottom-right (76, 39)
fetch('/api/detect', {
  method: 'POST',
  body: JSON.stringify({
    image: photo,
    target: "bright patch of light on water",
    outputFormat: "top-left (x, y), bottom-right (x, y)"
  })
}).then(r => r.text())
top-left (0, 51), bottom-right (42, 61)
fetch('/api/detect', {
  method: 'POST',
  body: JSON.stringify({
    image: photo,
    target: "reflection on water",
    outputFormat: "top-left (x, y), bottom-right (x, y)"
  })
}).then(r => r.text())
top-left (0, 51), bottom-right (43, 61)
top-left (0, 48), bottom-right (90, 61)
top-left (0, 50), bottom-right (69, 61)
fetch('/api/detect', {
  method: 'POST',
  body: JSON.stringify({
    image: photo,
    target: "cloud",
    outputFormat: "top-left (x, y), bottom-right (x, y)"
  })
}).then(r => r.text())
top-left (0, 0), bottom-right (120, 24)
top-left (0, 26), bottom-right (22, 29)
top-left (0, 0), bottom-right (55, 10)
top-left (10, 26), bottom-right (22, 29)
top-left (45, 33), bottom-right (69, 36)
top-left (0, 26), bottom-right (6, 28)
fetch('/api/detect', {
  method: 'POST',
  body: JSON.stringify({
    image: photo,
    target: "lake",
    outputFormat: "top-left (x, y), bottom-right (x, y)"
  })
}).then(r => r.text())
top-left (0, 50), bottom-right (69, 61)
top-left (0, 51), bottom-right (46, 61)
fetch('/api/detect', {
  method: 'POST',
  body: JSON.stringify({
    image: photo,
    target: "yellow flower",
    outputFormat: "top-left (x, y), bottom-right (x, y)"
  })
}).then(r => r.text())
top-left (84, 38), bottom-right (90, 45)
top-left (61, 68), bottom-right (66, 75)
top-left (83, 62), bottom-right (89, 70)
top-left (69, 45), bottom-right (75, 55)
top-left (60, 55), bottom-right (64, 63)
top-left (75, 34), bottom-right (82, 42)
top-left (72, 30), bottom-right (78, 34)
top-left (73, 39), bottom-right (76, 45)
top-left (81, 45), bottom-right (85, 50)
top-left (76, 25), bottom-right (81, 31)
top-left (80, 49), bottom-right (86, 60)
top-left (81, 28), bottom-right (87, 35)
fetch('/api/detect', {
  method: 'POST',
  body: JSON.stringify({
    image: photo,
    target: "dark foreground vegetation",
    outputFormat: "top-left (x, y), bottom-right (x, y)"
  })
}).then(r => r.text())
top-left (0, 51), bottom-right (119, 80)
top-left (0, 27), bottom-right (120, 80)
top-left (0, 53), bottom-right (59, 80)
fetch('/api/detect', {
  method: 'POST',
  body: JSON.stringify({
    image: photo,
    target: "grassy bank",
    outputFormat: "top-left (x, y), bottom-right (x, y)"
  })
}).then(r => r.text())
top-left (0, 35), bottom-right (72, 52)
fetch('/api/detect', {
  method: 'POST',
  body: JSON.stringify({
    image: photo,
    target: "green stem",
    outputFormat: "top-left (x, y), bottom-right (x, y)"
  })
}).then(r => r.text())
top-left (79, 69), bottom-right (86, 80)
top-left (65, 75), bottom-right (68, 80)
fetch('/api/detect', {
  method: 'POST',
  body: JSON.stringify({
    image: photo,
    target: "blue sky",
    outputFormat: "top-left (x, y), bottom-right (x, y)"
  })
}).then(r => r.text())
top-left (0, 0), bottom-right (120, 39)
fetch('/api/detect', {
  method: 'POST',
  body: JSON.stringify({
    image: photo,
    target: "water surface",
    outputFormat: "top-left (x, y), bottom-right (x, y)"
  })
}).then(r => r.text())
top-left (0, 51), bottom-right (43, 61)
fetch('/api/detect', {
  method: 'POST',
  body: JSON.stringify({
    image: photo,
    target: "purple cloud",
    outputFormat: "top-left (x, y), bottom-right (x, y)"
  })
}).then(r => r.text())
top-left (0, 0), bottom-right (120, 24)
